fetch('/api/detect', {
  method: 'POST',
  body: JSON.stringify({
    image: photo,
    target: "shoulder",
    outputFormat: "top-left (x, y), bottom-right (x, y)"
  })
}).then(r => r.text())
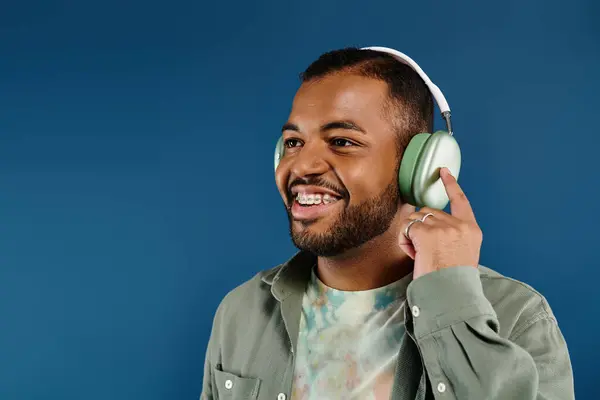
top-left (477, 265), bottom-right (557, 338)
top-left (205, 263), bottom-right (286, 360)
top-left (211, 263), bottom-right (283, 325)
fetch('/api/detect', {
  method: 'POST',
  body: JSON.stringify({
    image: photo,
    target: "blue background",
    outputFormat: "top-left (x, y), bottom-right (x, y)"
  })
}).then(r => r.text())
top-left (1, 0), bottom-right (598, 398)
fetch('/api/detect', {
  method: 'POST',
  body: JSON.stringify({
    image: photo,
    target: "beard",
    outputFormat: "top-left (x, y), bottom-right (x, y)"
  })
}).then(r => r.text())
top-left (286, 178), bottom-right (400, 257)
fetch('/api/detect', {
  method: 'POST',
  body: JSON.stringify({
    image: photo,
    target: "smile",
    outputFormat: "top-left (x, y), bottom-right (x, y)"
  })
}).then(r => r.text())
top-left (296, 192), bottom-right (340, 206)
top-left (291, 189), bottom-right (343, 220)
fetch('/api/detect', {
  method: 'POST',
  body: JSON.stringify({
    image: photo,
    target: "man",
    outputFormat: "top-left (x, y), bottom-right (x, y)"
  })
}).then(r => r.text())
top-left (200, 47), bottom-right (574, 399)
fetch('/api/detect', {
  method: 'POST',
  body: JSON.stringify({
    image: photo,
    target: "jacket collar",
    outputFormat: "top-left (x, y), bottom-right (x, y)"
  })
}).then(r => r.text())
top-left (261, 251), bottom-right (316, 302)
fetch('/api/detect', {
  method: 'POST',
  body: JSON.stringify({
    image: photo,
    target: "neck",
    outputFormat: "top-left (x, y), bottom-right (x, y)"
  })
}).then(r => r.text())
top-left (315, 203), bottom-right (416, 291)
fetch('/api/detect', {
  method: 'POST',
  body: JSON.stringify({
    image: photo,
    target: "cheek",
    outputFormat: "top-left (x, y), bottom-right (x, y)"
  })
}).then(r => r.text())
top-left (341, 159), bottom-right (397, 199)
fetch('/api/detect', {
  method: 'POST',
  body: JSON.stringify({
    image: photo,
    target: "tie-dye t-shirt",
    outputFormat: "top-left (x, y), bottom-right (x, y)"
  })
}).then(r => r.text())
top-left (290, 267), bottom-right (412, 400)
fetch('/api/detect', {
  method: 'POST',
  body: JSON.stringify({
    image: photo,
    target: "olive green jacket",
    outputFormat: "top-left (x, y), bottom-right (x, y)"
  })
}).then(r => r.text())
top-left (200, 251), bottom-right (574, 399)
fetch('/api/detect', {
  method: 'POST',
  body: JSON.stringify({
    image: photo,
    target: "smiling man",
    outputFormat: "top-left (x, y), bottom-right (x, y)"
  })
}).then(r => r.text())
top-left (200, 47), bottom-right (574, 400)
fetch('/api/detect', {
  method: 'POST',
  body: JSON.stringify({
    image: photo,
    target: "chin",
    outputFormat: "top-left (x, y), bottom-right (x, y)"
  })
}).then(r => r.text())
top-left (291, 216), bottom-right (333, 232)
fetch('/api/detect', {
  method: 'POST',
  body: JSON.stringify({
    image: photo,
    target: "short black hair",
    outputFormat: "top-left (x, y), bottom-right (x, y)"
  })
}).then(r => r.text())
top-left (300, 47), bottom-right (434, 152)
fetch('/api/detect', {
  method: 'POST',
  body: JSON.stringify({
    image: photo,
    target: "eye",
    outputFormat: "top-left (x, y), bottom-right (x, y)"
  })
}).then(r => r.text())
top-left (284, 138), bottom-right (303, 148)
top-left (331, 138), bottom-right (355, 147)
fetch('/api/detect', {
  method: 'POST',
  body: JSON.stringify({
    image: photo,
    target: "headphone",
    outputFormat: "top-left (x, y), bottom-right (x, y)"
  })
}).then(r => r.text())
top-left (274, 46), bottom-right (461, 210)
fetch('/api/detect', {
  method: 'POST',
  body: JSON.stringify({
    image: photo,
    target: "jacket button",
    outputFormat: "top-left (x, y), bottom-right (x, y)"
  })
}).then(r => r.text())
top-left (437, 382), bottom-right (446, 393)
top-left (277, 393), bottom-right (286, 400)
top-left (225, 379), bottom-right (233, 389)
top-left (411, 305), bottom-right (420, 317)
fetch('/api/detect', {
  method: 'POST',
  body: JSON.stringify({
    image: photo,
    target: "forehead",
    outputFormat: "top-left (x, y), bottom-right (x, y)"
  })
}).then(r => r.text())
top-left (289, 73), bottom-right (391, 125)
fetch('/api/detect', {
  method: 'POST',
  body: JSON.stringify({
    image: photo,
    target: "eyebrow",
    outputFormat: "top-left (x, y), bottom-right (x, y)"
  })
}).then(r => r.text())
top-left (281, 120), bottom-right (366, 134)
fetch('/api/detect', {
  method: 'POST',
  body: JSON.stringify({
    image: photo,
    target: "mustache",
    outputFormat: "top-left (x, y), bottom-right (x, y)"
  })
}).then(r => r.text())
top-left (287, 177), bottom-right (348, 201)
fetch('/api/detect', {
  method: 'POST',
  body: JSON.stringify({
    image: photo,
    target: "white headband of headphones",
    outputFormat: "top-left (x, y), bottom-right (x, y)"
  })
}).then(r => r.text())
top-left (361, 46), bottom-right (453, 135)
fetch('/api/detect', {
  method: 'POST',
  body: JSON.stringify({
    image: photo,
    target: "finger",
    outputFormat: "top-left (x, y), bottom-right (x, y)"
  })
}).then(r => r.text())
top-left (401, 216), bottom-right (424, 241)
top-left (440, 167), bottom-right (475, 221)
top-left (413, 207), bottom-right (454, 224)
top-left (401, 211), bottom-right (441, 243)
top-left (402, 215), bottom-right (434, 242)
top-left (407, 212), bottom-right (437, 226)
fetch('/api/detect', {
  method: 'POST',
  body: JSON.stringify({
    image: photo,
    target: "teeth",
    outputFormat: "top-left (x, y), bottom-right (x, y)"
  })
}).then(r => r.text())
top-left (296, 192), bottom-right (339, 205)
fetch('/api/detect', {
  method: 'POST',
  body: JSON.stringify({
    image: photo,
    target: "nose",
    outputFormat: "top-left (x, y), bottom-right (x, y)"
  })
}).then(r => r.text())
top-left (289, 142), bottom-right (329, 178)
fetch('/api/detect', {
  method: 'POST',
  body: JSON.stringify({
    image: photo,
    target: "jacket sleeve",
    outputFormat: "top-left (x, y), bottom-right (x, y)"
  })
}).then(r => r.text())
top-left (200, 300), bottom-right (225, 400)
top-left (200, 328), bottom-right (214, 400)
top-left (200, 343), bottom-right (213, 400)
top-left (405, 266), bottom-right (574, 400)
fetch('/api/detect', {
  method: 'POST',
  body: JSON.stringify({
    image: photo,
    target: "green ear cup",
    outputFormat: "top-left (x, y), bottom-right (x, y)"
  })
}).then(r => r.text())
top-left (398, 130), bottom-right (461, 209)
top-left (274, 136), bottom-right (284, 172)
top-left (398, 133), bottom-right (432, 206)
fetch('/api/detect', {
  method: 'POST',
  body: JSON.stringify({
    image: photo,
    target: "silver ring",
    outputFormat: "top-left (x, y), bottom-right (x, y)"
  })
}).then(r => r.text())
top-left (404, 219), bottom-right (422, 240)
top-left (421, 212), bottom-right (434, 223)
